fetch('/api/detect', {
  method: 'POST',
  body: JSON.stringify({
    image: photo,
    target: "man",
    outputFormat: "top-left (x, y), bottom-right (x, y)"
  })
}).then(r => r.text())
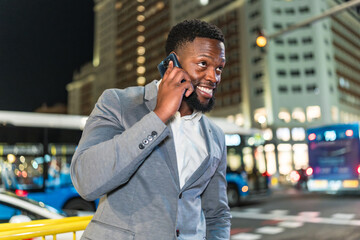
top-left (71, 19), bottom-right (231, 240)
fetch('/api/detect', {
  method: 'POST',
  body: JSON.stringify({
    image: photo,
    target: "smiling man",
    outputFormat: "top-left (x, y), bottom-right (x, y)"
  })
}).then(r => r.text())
top-left (71, 19), bottom-right (231, 240)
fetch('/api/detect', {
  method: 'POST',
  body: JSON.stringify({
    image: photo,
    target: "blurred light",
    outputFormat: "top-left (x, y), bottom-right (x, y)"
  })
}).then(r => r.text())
top-left (200, 0), bottom-right (209, 5)
top-left (256, 35), bottom-right (267, 47)
top-left (258, 115), bottom-right (266, 124)
top-left (137, 56), bottom-right (146, 64)
top-left (357, 165), bottom-right (360, 174)
top-left (22, 171), bottom-right (28, 178)
top-left (137, 76), bottom-right (146, 86)
top-left (156, 2), bottom-right (165, 10)
top-left (7, 154), bottom-right (16, 163)
top-left (263, 128), bottom-right (273, 141)
top-left (19, 164), bottom-right (25, 171)
top-left (225, 134), bottom-right (241, 146)
top-left (137, 0), bottom-right (144, 2)
top-left (346, 129), bottom-right (353, 137)
top-left (137, 15), bottom-right (145, 22)
top-left (308, 133), bottom-right (316, 141)
top-left (306, 167), bottom-right (313, 176)
top-left (241, 186), bottom-right (249, 193)
top-left (137, 66), bottom-right (146, 75)
top-left (15, 189), bottom-right (28, 197)
top-left (137, 46), bottom-right (146, 55)
top-left (20, 156), bottom-right (25, 163)
top-left (290, 170), bottom-right (300, 183)
top-left (31, 160), bottom-right (39, 169)
top-left (137, 35), bottom-right (145, 43)
top-left (137, 25), bottom-right (145, 32)
top-left (247, 137), bottom-right (255, 146)
top-left (115, 2), bottom-right (122, 9)
top-left (137, 5), bottom-right (145, 12)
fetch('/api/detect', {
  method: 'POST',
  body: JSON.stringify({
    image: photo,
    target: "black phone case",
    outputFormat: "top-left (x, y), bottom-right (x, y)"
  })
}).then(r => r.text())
top-left (157, 53), bottom-right (182, 78)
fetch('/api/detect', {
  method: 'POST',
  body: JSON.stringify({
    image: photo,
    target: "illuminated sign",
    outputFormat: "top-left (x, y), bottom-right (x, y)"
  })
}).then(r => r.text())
top-left (324, 130), bottom-right (336, 141)
top-left (225, 134), bottom-right (241, 146)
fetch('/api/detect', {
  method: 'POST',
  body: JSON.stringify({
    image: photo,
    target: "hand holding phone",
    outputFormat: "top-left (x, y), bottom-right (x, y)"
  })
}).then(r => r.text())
top-left (157, 53), bottom-right (182, 78)
top-left (154, 53), bottom-right (194, 123)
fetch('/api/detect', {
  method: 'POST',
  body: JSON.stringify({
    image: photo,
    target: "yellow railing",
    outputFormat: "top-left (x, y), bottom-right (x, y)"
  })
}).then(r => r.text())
top-left (0, 215), bottom-right (92, 240)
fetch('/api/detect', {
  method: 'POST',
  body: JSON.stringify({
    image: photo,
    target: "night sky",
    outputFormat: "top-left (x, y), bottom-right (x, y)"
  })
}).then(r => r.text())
top-left (0, 0), bottom-right (94, 112)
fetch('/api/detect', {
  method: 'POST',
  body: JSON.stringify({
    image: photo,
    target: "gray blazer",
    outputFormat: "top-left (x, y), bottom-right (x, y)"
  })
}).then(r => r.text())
top-left (71, 80), bottom-right (231, 240)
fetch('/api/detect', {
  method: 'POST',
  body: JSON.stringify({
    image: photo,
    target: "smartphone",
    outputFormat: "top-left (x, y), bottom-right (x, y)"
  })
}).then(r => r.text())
top-left (157, 53), bottom-right (182, 78)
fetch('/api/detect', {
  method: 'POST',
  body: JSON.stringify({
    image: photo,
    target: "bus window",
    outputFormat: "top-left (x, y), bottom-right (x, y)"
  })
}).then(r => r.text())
top-left (243, 147), bottom-right (254, 174)
top-left (227, 148), bottom-right (242, 172)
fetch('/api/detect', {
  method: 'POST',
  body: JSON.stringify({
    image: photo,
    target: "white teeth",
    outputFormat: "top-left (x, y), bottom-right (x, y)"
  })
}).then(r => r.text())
top-left (197, 86), bottom-right (213, 95)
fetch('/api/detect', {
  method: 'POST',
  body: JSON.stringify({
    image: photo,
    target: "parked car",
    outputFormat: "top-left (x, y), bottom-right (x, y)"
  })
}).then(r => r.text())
top-left (0, 189), bottom-right (90, 239)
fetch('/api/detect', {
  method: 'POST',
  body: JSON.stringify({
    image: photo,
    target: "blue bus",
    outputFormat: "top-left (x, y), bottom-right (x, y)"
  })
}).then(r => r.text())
top-left (306, 123), bottom-right (360, 193)
top-left (0, 111), bottom-right (97, 213)
top-left (211, 118), bottom-right (270, 206)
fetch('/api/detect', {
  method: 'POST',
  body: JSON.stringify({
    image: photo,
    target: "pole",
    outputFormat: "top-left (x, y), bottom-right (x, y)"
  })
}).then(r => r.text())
top-left (267, 0), bottom-right (360, 39)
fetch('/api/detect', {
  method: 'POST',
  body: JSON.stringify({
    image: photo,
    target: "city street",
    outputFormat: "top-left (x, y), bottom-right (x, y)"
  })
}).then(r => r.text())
top-left (230, 187), bottom-right (360, 240)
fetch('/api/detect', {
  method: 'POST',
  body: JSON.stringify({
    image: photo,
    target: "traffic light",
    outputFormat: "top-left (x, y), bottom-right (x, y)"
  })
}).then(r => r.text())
top-left (256, 31), bottom-right (267, 48)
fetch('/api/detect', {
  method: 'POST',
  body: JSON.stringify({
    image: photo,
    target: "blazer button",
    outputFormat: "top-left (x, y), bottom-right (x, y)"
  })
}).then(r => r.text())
top-left (139, 143), bottom-right (145, 149)
top-left (151, 131), bottom-right (157, 138)
top-left (142, 139), bottom-right (149, 145)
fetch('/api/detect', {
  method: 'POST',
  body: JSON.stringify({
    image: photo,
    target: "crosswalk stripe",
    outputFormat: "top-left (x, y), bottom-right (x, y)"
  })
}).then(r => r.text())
top-left (332, 213), bottom-right (355, 220)
top-left (255, 226), bottom-right (284, 234)
top-left (231, 233), bottom-right (262, 240)
top-left (278, 221), bottom-right (304, 228)
top-left (298, 211), bottom-right (320, 217)
top-left (231, 211), bottom-right (360, 226)
top-left (269, 209), bottom-right (289, 215)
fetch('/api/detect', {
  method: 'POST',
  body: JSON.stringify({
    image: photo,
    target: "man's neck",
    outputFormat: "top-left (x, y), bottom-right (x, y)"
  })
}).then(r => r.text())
top-left (179, 101), bottom-right (194, 117)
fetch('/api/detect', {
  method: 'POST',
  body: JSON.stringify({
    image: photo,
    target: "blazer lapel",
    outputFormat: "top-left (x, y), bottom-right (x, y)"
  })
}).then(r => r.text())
top-left (144, 80), bottom-right (180, 189)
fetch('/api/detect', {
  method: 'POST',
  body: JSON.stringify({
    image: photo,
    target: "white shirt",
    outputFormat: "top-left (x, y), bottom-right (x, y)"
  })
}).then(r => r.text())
top-left (156, 80), bottom-right (208, 188)
top-left (169, 111), bottom-right (208, 188)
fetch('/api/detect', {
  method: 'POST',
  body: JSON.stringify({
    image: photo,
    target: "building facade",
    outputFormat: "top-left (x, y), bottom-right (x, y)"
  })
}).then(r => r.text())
top-left (66, 0), bottom-right (360, 179)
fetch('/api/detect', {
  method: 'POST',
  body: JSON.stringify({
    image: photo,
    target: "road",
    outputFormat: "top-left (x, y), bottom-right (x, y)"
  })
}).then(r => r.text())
top-left (230, 187), bottom-right (360, 240)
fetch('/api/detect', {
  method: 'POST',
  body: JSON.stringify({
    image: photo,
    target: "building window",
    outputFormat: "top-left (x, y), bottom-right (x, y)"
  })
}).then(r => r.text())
top-left (274, 39), bottom-right (284, 45)
top-left (307, 105), bottom-right (321, 122)
top-left (292, 128), bottom-right (306, 141)
top-left (289, 54), bottom-right (299, 61)
top-left (277, 70), bottom-right (287, 76)
top-left (305, 68), bottom-right (316, 76)
top-left (253, 71), bottom-right (264, 80)
top-left (273, 8), bottom-right (281, 14)
top-left (299, 6), bottom-right (310, 13)
top-left (278, 85), bottom-right (288, 93)
top-left (276, 54), bottom-right (285, 60)
top-left (302, 37), bottom-right (312, 44)
top-left (255, 87), bottom-right (264, 96)
top-left (292, 108), bottom-right (306, 122)
top-left (252, 56), bottom-right (262, 64)
top-left (285, 8), bottom-right (295, 14)
top-left (292, 85), bottom-right (302, 93)
top-left (288, 38), bottom-right (298, 45)
top-left (290, 70), bottom-right (301, 77)
top-left (303, 52), bottom-right (314, 60)
top-left (306, 84), bottom-right (318, 93)
top-left (273, 23), bottom-right (283, 29)
top-left (249, 10), bottom-right (260, 19)
top-left (276, 128), bottom-right (291, 141)
top-left (278, 108), bottom-right (291, 123)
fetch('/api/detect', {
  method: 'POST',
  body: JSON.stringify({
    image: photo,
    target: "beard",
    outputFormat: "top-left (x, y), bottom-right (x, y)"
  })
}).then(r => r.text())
top-left (183, 89), bottom-right (216, 113)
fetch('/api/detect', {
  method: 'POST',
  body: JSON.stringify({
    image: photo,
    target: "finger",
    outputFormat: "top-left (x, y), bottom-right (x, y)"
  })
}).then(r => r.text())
top-left (162, 61), bottom-right (174, 81)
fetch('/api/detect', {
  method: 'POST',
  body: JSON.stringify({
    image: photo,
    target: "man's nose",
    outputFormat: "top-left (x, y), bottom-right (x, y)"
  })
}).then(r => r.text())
top-left (206, 68), bottom-right (219, 83)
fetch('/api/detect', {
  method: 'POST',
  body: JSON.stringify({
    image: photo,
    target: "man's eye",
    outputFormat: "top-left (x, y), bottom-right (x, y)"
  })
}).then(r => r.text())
top-left (198, 62), bottom-right (207, 67)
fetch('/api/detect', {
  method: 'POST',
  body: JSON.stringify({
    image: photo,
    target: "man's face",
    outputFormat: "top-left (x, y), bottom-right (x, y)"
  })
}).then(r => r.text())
top-left (177, 37), bottom-right (226, 112)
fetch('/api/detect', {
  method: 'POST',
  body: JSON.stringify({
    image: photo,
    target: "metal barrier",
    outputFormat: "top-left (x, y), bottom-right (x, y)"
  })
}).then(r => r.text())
top-left (0, 215), bottom-right (92, 240)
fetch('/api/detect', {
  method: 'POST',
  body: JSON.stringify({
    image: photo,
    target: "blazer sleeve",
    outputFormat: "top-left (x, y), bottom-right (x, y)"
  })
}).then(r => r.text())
top-left (70, 89), bottom-right (169, 201)
top-left (201, 136), bottom-right (231, 239)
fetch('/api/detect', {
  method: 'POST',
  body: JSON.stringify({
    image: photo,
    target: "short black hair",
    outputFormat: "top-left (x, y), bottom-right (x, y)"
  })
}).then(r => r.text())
top-left (165, 19), bottom-right (225, 55)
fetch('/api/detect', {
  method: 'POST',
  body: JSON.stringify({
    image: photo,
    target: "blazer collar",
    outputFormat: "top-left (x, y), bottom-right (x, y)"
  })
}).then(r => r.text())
top-left (144, 80), bottom-right (159, 111)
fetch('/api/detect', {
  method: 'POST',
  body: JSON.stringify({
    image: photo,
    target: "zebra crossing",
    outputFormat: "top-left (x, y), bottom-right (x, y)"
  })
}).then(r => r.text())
top-left (230, 208), bottom-right (359, 240)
